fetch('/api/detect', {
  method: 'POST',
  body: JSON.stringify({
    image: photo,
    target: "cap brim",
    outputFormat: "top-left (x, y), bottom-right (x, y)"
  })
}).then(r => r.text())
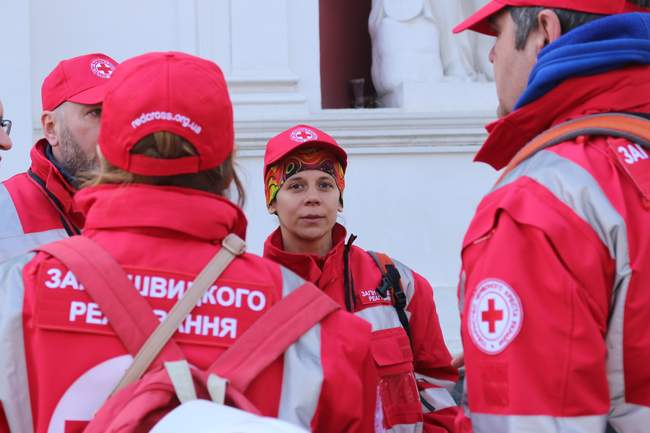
top-left (66, 84), bottom-right (109, 105)
top-left (452, 0), bottom-right (507, 35)
top-left (624, 2), bottom-right (648, 11)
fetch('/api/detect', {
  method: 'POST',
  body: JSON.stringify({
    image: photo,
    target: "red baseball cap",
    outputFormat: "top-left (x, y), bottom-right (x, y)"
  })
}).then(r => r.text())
top-left (453, 0), bottom-right (629, 35)
top-left (263, 124), bottom-right (348, 177)
top-left (41, 53), bottom-right (118, 111)
top-left (624, 1), bottom-right (650, 12)
top-left (99, 51), bottom-right (234, 176)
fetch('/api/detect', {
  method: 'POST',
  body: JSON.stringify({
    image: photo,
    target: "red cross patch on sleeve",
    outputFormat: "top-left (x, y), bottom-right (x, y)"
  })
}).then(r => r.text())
top-left (468, 278), bottom-right (523, 355)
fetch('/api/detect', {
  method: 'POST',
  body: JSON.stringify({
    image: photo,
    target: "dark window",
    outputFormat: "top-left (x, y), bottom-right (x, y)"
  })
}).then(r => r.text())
top-left (319, 0), bottom-right (374, 108)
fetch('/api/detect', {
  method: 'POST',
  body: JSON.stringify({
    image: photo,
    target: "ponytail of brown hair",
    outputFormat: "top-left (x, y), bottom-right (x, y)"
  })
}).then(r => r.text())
top-left (82, 132), bottom-right (246, 207)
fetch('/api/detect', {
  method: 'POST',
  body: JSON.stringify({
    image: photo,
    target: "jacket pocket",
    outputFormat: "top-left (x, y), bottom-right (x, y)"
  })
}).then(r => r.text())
top-left (371, 328), bottom-right (422, 428)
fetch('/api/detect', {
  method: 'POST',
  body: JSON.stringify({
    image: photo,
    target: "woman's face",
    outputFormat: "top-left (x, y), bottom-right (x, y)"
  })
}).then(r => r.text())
top-left (269, 169), bottom-right (341, 249)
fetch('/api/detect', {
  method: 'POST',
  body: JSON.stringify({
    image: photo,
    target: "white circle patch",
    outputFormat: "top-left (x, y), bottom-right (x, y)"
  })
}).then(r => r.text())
top-left (48, 355), bottom-right (132, 433)
top-left (290, 127), bottom-right (317, 143)
top-left (90, 58), bottom-right (115, 79)
top-left (468, 278), bottom-right (523, 355)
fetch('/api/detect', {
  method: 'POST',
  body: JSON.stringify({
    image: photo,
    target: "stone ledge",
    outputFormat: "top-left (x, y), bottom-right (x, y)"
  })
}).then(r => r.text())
top-left (234, 109), bottom-right (494, 156)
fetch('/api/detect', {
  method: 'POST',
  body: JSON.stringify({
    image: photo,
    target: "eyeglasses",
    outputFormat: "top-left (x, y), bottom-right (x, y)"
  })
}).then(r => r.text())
top-left (0, 118), bottom-right (11, 136)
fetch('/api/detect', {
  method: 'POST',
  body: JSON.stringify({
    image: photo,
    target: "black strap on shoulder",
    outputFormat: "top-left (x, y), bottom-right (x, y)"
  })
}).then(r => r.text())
top-left (368, 251), bottom-right (413, 345)
top-left (369, 252), bottom-right (436, 411)
top-left (343, 234), bottom-right (358, 312)
top-left (27, 169), bottom-right (80, 236)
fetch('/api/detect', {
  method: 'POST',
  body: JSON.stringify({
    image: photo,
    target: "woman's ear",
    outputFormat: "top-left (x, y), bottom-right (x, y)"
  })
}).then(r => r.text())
top-left (267, 202), bottom-right (277, 215)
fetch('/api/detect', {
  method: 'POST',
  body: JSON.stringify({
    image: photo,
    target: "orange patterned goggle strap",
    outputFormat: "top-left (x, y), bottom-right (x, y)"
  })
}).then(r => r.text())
top-left (265, 147), bottom-right (345, 205)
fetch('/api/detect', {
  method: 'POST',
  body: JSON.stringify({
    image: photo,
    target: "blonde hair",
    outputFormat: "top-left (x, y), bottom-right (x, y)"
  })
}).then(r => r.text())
top-left (82, 132), bottom-right (246, 207)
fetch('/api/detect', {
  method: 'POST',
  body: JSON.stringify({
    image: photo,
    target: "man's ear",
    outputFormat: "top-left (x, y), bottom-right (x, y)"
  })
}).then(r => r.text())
top-left (537, 9), bottom-right (562, 49)
top-left (41, 110), bottom-right (60, 147)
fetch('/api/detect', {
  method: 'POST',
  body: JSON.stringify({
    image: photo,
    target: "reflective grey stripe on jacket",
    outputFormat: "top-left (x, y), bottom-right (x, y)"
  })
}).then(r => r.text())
top-left (492, 149), bottom-right (650, 432)
top-left (0, 183), bottom-right (67, 263)
top-left (0, 253), bottom-right (35, 433)
top-left (386, 422), bottom-right (424, 433)
top-left (416, 372), bottom-right (457, 416)
top-left (355, 305), bottom-right (402, 331)
top-left (277, 266), bottom-right (324, 430)
top-left (420, 387), bottom-right (456, 412)
top-left (354, 259), bottom-right (415, 330)
top-left (471, 413), bottom-right (607, 433)
top-left (414, 372), bottom-right (455, 391)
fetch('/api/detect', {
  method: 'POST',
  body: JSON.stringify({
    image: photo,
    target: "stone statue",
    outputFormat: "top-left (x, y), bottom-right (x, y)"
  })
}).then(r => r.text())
top-left (369, 0), bottom-right (494, 108)
top-left (369, 0), bottom-right (444, 107)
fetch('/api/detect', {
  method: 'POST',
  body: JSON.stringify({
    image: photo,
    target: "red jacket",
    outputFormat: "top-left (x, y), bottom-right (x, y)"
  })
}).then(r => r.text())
top-left (0, 185), bottom-right (376, 433)
top-left (265, 224), bottom-right (460, 433)
top-left (460, 66), bottom-right (650, 433)
top-left (0, 140), bottom-right (82, 262)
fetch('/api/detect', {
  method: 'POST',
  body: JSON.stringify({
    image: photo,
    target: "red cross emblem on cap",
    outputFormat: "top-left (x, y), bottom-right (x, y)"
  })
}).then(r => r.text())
top-left (90, 58), bottom-right (115, 79)
top-left (290, 127), bottom-right (318, 143)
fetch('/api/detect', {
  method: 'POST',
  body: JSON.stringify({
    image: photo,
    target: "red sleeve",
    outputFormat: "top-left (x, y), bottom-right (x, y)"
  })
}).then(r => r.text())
top-left (461, 197), bottom-right (612, 432)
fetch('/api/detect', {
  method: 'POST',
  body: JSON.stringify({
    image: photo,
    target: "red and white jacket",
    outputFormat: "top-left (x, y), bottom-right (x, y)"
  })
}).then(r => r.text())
top-left (265, 224), bottom-right (461, 433)
top-left (0, 140), bottom-right (82, 262)
top-left (460, 66), bottom-right (650, 433)
top-left (0, 184), bottom-right (377, 433)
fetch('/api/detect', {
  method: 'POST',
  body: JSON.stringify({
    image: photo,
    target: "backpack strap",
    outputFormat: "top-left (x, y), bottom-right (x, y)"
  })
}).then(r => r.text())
top-left (156, 283), bottom-right (336, 415)
top-left (498, 113), bottom-right (650, 184)
top-left (343, 234), bottom-right (358, 312)
top-left (35, 236), bottom-right (185, 362)
top-left (116, 234), bottom-right (245, 392)
top-left (208, 282), bottom-right (340, 393)
top-left (367, 251), bottom-right (413, 345)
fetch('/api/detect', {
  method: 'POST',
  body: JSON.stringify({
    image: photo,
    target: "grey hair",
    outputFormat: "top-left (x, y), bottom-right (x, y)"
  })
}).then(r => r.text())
top-left (509, 0), bottom-right (649, 50)
top-left (630, 0), bottom-right (650, 7)
top-left (508, 6), bottom-right (607, 49)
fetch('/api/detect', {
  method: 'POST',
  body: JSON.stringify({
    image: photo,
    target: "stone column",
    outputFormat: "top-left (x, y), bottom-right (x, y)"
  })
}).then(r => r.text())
top-left (195, 0), bottom-right (317, 119)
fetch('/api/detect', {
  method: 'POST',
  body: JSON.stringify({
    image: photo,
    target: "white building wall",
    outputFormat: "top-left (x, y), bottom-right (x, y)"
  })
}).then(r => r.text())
top-left (0, 0), bottom-right (498, 354)
top-left (1, 0), bottom-right (32, 178)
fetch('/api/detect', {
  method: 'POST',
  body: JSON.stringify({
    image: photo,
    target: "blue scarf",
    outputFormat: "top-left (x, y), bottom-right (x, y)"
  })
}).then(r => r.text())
top-left (515, 12), bottom-right (650, 109)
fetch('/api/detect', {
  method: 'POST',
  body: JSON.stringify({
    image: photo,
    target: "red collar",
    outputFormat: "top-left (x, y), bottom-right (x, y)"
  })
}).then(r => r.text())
top-left (476, 66), bottom-right (650, 170)
top-left (28, 139), bottom-right (84, 230)
top-left (76, 184), bottom-right (248, 242)
top-left (263, 223), bottom-right (348, 284)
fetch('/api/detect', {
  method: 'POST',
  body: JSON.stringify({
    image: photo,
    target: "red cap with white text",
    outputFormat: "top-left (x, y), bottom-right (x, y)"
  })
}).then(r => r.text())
top-left (98, 51), bottom-right (234, 176)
